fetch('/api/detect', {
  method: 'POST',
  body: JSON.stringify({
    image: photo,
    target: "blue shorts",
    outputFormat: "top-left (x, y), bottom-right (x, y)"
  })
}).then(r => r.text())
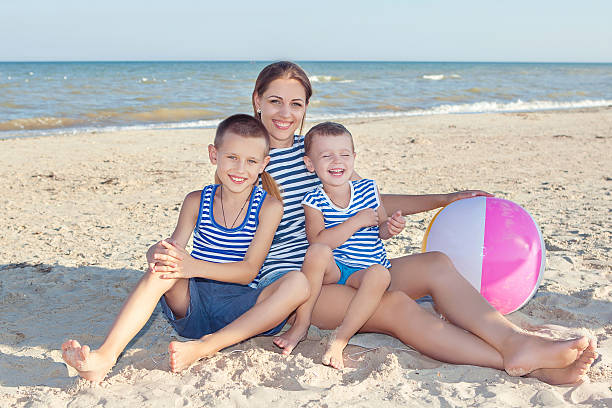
top-left (160, 278), bottom-right (286, 339)
top-left (336, 260), bottom-right (362, 285)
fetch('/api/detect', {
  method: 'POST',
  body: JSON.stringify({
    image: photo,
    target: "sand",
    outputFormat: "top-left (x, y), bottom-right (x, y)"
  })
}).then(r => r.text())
top-left (0, 108), bottom-right (611, 407)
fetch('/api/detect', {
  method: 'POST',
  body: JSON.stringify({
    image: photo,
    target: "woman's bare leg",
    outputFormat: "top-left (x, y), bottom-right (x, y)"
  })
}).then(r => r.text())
top-left (311, 284), bottom-right (595, 384)
top-left (61, 270), bottom-right (190, 383)
top-left (388, 251), bottom-right (589, 375)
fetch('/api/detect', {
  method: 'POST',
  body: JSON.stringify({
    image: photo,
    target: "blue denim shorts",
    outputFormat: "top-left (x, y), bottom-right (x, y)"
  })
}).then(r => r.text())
top-left (336, 260), bottom-right (362, 285)
top-left (160, 278), bottom-right (286, 339)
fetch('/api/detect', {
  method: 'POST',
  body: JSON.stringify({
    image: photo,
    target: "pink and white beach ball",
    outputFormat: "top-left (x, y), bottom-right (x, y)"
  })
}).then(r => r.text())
top-left (422, 197), bottom-right (545, 314)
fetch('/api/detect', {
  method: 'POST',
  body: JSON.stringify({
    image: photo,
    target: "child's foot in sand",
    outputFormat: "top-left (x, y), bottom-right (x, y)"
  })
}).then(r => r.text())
top-left (273, 324), bottom-right (308, 355)
top-left (528, 339), bottom-right (598, 385)
top-left (322, 330), bottom-right (347, 370)
top-left (502, 333), bottom-right (589, 376)
top-left (168, 337), bottom-right (216, 373)
top-left (61, 339), bottom-right (115, 383)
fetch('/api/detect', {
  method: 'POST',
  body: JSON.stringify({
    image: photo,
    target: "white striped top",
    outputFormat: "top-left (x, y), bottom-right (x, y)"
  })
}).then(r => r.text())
top-left (302, 179), bottom-right (391, 270)
top-left (192, 184), bottom-right (267, 288)
top-left (257, 135), bottom-right (321, 285)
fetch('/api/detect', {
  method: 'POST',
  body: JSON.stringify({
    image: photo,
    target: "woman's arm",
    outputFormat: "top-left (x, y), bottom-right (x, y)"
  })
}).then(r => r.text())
top-left (155, 195), bottom-right (283, 285)
top-left (303, 204), bottom-right (377, 249)
top-left (380, 190), bottom-right (493, 217)
top-left (353, 170), bottom-right (491, 217)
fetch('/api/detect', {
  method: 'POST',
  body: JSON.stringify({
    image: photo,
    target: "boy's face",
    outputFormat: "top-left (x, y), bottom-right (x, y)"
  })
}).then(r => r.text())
top-left (208, 131), bottom-right (270, 194)
top-left (304, 133), bottom-right (355, 188)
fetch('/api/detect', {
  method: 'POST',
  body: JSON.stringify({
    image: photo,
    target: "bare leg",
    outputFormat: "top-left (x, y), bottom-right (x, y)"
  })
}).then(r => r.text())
top-left (62, 270), bottom-right (190, 383)
top-left (312, 285), bottom-right (504, 369)
top-left (168, 270), bottom-right (309, 372)
top-left (388, 252), bottom-right (589, 376)
top-left (322, 264), bottom-right (390, 369)
top-left (273, 244), bottom-right (335, 355)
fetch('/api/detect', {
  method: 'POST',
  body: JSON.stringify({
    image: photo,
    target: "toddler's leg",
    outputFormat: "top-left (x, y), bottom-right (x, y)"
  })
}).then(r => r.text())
top-left (388, 252), bottom-right (590, 376)
top-left (61, 270), bottom-right (189, 383)
top-left (273, 243), bottom-right (336, 355)
top-left (168, 270), bottom-right (310, 372)
top-left (322, 264), bottom-right (391, 369)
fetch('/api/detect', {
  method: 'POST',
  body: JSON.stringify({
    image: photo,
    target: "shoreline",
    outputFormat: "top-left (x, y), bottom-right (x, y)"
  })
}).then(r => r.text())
top-left (1, 108), bottom-right (610, 406)
top-left (2, 104), bottom-right (611, 141)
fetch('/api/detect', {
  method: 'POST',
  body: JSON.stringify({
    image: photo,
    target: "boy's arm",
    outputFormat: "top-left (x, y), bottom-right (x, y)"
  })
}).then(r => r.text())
top-left (303, 204), bottom-right (377, 249)
top-left (380, 191), bottom-right (492, 217)
top-left (157, 195), bottom-right (283, 285)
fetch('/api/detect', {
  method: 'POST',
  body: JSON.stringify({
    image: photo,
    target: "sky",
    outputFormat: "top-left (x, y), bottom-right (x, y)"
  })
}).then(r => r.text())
top-left (1, 0), bottom-right (611, 62)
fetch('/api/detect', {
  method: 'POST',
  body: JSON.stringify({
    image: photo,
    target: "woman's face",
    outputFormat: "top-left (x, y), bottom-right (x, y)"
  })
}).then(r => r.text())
top-left (254, 78), bottom-right (308, 149)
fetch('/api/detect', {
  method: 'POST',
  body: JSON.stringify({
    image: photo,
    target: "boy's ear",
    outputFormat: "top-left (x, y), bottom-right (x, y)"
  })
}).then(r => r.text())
top-left (303, 155), bottom-right (315, 173)
top-left (208, 144), bottom-right (217, 164)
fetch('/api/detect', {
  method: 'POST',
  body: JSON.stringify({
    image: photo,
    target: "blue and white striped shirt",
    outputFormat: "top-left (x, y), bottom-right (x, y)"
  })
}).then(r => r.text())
top-left (302, 179), bottom-right (391, 270)
top-left (257, 135), bottom-right (321, 285)
top-left (192, 184), bottom-right (267, 288)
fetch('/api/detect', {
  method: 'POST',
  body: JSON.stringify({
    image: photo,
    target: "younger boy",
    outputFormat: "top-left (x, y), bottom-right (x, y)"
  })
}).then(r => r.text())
top-left (275, 121), bottom-right (405, 369)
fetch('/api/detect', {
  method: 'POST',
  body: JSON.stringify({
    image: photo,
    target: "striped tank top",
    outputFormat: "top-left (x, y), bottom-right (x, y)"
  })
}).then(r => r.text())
top-left (302, 179), bottom-right (391, 270)
top-left (192, 184), bottom-right (267, 288)
top-left (257, 135), bottom-right (321, 286)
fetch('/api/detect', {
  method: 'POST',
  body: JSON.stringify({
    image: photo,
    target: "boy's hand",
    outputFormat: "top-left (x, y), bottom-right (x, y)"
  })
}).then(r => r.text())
top-left (386, 210), bottom-right (406, 237)
top-left (154, 240), bottom-right (196, 279)
top-left (446, 190), bottom-right (493, 206)
top-left (354, 208), bottom-right (379, 228)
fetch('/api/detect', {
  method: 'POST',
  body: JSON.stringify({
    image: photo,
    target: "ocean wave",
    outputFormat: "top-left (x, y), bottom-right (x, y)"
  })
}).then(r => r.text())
top-left (309, 75), bottom-right (349, 83)
top-left (307, 98), bottom-right (612, 121)
top-left (422, 74), bottom-right (462, 81)
top-left (0, 117), bottom-right (83, 131)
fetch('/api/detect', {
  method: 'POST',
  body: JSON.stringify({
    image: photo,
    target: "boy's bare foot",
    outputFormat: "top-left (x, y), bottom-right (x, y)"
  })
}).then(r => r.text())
top-left (168, 337), bottom-right (215, 373)
top-left (61, 339), bottom-right (115, 383)
top-left (528, 339), bottom-right (598, 385)
top-left (322, 330), bottom-right (347, 370)
top-left (273, 324), bottom-right (308, 355)
top-left (502, 333), bottom-right (589, 376)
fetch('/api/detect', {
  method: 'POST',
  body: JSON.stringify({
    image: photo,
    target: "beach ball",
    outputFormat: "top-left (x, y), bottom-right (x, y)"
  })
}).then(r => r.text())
top-left (421, 197), bottom-right (545, 314)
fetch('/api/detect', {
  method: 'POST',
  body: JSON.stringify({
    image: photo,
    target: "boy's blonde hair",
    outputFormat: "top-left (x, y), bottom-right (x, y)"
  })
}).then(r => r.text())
top-left (304, 122), bottom-right (354, 155)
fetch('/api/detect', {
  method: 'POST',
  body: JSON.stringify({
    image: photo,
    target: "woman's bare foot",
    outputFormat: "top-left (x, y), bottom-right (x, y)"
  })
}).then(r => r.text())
top-left (528, 339), bottom-right (598, 385)
top-left (61, 339), bottom-right (116, 383)
top-left (168, 337), bottom-right (216, 373)
top-left (322, 330), bottom-right (347, 370)
top-left (273, 324), bottom-right (308, 355)
top-left (502, 333), bottom-right (589, 376)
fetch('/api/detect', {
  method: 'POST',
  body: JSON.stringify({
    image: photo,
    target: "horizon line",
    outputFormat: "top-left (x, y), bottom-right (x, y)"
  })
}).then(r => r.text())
top-left (1, 59), bottom-right (611, 64)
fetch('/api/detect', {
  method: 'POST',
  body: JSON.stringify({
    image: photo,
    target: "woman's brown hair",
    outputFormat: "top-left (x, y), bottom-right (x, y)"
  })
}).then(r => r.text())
top-left (252, 61), bottom-right (313, 135)
top-left (214, 114), bottom-right (282, 202)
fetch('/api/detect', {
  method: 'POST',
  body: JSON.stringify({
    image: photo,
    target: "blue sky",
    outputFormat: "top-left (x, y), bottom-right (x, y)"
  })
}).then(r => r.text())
top-left (1, 0), bottom-right (610, 62)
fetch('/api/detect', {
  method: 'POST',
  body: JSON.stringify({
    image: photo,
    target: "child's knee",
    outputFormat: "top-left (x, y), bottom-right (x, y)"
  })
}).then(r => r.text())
top-left (305, 243), bottom-right (332, 263)
top-left (282, 270), bottom-right (311, 302)
top-left (365, 265), bottom-right (391, 289)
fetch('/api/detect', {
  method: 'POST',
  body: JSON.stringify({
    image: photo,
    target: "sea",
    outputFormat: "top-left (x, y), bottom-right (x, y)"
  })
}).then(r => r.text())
top-left (1, 61), bottom-right (611, 139)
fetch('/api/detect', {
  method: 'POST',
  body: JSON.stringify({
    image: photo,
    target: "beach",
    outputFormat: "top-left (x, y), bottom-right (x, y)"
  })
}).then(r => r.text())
top-left (0, 108), bottom-right (611, 407)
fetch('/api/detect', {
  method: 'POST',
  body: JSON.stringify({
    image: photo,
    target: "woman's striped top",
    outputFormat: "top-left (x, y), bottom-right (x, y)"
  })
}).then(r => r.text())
top-left (302, 179), bottom-right (391, 270)
top-left (192, 184), bottom-right (267, 288)
top-left (257, 135), bottom-right (321, 286)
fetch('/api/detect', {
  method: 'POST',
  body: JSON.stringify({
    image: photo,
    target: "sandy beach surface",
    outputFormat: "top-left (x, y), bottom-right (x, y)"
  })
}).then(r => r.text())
top-left (1, 108), bottom-right (610, 407)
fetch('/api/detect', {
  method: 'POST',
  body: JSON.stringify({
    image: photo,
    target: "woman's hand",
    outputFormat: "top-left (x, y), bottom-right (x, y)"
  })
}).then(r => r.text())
top-left (446, 190), bottom-right (493, 206)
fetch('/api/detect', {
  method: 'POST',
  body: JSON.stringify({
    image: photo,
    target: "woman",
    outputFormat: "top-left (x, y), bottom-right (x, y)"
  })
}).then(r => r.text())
top-left (155, 61), bottom-right (596, 385)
